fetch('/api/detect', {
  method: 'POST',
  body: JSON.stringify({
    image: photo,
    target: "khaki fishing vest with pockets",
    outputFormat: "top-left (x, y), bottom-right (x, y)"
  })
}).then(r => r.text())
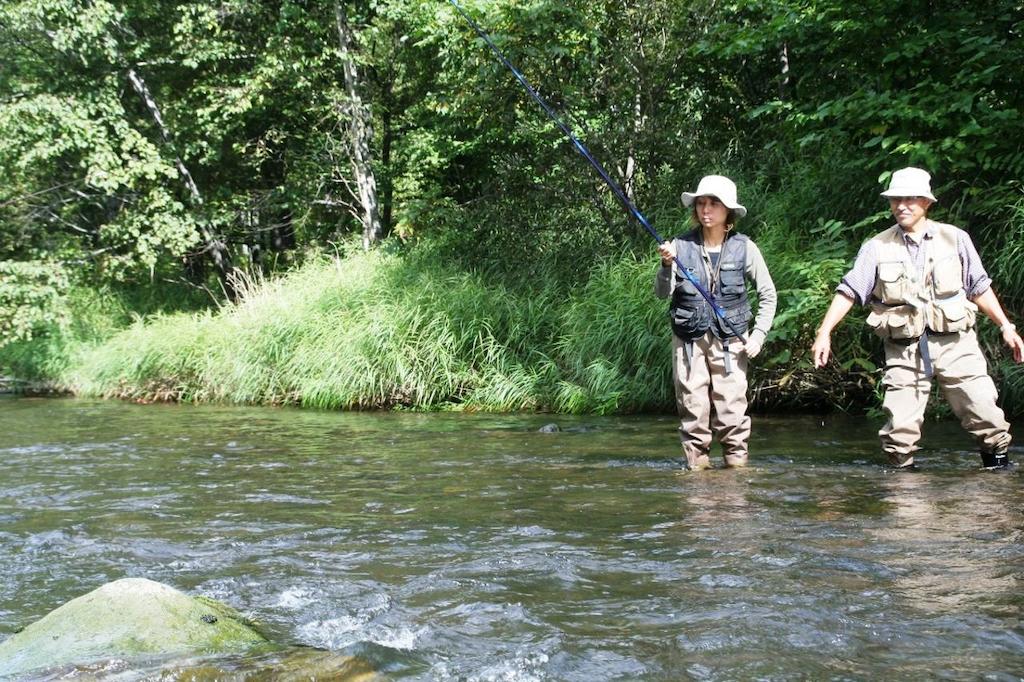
top-left (864, 221), bottom-right (977, 340)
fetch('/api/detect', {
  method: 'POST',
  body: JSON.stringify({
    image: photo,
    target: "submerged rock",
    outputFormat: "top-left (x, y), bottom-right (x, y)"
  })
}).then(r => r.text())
top-left (538, 423), bottom-right (599, 433)
top-left (0, 577), bottom-right (273, 678)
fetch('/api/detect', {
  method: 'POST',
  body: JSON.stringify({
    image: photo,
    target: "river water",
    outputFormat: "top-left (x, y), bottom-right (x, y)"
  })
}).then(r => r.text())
top-left (1, 397), bottom-right (1022, 680)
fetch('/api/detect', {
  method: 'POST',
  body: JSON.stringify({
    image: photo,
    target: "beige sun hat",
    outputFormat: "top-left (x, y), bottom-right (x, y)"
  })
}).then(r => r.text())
top-left (680, 175), bottom-right (747, 218)
top-left (880, 167), bottom-right (937, 202)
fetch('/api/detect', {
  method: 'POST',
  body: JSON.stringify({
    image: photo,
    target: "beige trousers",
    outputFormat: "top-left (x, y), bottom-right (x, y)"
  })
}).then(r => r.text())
top-left (880, 329), bottom-right (1011, 467)
top-left (672, 332), bottom-right (750, 469)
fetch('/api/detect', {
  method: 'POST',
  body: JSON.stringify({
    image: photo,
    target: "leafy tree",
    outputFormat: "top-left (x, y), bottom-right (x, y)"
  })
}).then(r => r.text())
top-left (0, 0), bottom-right (201, 278)
top-left (0, 260), bottom-right (69, 348)
top-left (696, 0), bottom-right (1024, 228)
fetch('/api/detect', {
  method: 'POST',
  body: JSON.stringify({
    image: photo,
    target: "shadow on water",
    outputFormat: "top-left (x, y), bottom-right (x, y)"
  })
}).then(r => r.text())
top-left (0, 397), bottom-right (1022, 680)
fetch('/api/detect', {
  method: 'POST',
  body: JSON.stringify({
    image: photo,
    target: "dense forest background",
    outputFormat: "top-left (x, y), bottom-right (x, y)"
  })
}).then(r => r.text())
top-left (1, 0), bottom-right (1022, 414)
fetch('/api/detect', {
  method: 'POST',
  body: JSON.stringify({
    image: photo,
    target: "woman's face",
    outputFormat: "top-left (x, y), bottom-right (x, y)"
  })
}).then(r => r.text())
top-left (694, 195), bottom-right (729, 231)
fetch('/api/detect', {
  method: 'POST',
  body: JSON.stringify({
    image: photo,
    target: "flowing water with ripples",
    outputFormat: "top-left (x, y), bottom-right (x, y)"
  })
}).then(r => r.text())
top-left (1, 397), bottom-right (1022, 680)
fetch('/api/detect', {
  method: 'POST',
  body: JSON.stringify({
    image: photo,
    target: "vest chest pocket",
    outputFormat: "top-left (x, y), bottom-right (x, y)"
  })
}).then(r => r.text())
top-left (875, 261), bottom-right (906, 304)
top-left (718, 261), bottom-right (745, 294)
top-left (675, 268), bottom-right (699, 296)
top-left (929, 253), bottom-right (963, 297)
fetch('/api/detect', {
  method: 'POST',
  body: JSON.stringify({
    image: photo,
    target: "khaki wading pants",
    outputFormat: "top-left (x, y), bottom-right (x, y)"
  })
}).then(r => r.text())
top-left (672, 331), bottom-right (750, 469)
top-left (880, 328), bottom-right (1011, 467)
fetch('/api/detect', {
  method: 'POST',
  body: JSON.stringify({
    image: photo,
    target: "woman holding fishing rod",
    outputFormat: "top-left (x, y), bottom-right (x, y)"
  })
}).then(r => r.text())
top-left (656, 176), bottom-right (777, 471)
top-left (445, 3), bottom-right (776, 469)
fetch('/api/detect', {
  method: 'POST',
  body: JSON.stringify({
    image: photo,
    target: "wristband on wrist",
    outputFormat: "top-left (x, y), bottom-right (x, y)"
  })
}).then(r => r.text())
top-left (1000, 322), bottom-right (1016, 333)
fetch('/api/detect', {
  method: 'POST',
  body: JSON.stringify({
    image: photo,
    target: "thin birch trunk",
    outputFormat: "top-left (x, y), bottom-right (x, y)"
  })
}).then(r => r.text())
top-left (127, 66), bottom-right (235, 296)
top-left (619, 6), bottom-right (647, 210)
top-left (127, 68), bottom-right (202, 203)
top-left (624, 87), bottom-right (643, 205)
top-left (335, 2), bottom-right (383, 251)
top-left (779, 42), bottom-right (791, 100)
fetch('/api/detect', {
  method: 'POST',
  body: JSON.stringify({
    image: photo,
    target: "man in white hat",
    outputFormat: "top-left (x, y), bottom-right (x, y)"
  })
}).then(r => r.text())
top-left (655, 175), bottom-right (777, 470)
top-left (811, 167), bottom-right (1023, 469)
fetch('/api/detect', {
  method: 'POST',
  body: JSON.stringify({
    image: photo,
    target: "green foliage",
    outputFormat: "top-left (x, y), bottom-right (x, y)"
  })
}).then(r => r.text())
top-left (984, 195), bottom-right (1024, 310)
top-left (0, 260), bottom-right (70, 349)
top-left (997, 361), bottom-right (1024, 418)
top-left (0, 271), bottom-right (215, 382)
top-left (553, 253), bottom-right (671, 413)
top-left (0, 1), bottom-right (202, 277)
top-left (699, 0), bottom-right (1024, 285)
top-left (2, 0), bottom-right (1023, 416)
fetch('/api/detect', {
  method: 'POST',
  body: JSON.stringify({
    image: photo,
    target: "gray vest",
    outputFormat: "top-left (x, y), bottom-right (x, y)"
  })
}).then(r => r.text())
top-left (669, 231), bottom-right (752, 340)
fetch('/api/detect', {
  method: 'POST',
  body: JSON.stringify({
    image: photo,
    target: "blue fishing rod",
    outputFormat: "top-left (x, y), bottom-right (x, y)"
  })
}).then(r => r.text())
top-left (448, 0), bottom-right (747, 342)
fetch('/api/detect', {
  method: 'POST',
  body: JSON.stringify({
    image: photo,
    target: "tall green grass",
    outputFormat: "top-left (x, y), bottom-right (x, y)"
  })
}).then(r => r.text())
top-left (982, 194), bottom-right (1024, 418)
top-left (553, 253), bottom-right (672, 413)
top-left (63, 249), bottom-right (679, 413)
top-left (729, 154), bottom-right (886, 411)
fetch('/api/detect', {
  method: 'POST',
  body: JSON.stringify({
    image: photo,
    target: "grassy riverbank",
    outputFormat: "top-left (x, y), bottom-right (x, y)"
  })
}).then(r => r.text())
top-left (61, 250), bottom-right (674, 413)
top-left (4, 239), bottom-right (1022, 416)
top-left (4, 0), bottom-right (1024, 418)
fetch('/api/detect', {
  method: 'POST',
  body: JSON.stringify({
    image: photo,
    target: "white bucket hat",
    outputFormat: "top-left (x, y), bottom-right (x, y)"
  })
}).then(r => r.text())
top-left (880, 167), bottom-right (937, 202)
top-left (681, 175), bottom-right (747, 218)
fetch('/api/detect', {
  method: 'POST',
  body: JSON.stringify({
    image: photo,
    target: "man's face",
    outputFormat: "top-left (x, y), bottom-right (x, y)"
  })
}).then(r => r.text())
top-left (888, 196), bottom-right (932, 230)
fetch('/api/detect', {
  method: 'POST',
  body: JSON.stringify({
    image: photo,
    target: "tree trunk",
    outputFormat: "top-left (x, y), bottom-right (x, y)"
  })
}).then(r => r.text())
top-left (621, 86), bottom-right (643, 205)
top-left (619, 11), bottom-right (647, 232)
top-left (127, 68), bottom-right (202, 203)
top-left (380, 88), bottom-right (394, 240)
top-left (334, 2), bottom-right (383, 251)
top-left (127, 67), bottom-right (236, 299)
top-left (779, 42), bottom-right (791, 100)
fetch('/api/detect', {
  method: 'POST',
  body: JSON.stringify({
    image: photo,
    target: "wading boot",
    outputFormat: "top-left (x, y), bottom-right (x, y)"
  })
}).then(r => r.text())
top-left (723, 453), bottom-right (748, 468)
top-left (887, 452), bottom-right (917, 471)
top-left (980, 450), bottom-right (1009, 470)
top-left (684, 450), bottom-right (712, 471)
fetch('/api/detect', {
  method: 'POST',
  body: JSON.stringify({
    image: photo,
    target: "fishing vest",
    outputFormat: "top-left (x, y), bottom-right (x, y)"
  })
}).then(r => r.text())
top-left (668, 231), bottom-right (752, 341)
top-left (864, 221), bottom-right (977, 340)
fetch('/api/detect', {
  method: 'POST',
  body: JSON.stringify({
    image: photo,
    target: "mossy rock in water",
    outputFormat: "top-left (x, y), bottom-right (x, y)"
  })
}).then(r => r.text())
top-left (0, 577), bottom-right (274, 677)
